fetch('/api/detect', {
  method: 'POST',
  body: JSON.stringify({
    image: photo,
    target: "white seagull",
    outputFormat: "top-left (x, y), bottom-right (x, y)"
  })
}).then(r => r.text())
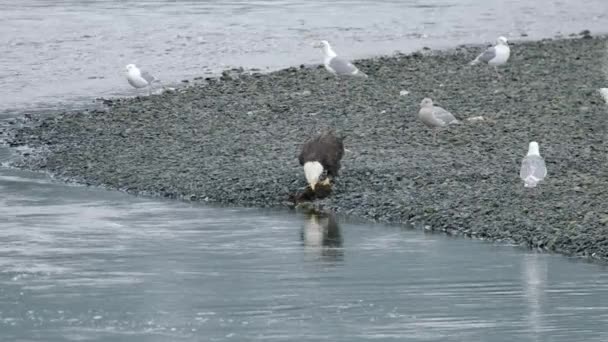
top-left (599, 88), bottom-right (608, 104)
top-left (125, 64), bottom-right (159, 95)
top-left (470, 36), bottom-right (510, 77)
top-left (520, 142), bottom-right (547, 188)
top-left (314, 40), bottom-right (367, 78)
top-left (417, 98), bottom-right (461, 143)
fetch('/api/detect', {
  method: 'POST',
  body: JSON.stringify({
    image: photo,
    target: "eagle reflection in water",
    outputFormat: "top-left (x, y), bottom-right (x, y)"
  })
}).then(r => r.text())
top-left (301, 212), bottom-right (343, 262)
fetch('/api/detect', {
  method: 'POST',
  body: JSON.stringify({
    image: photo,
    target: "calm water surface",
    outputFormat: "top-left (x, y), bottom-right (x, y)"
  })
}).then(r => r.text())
top-left (1, 148), bottom-right (608, 341)
top-left (1, 0), bottom-right (607, 113)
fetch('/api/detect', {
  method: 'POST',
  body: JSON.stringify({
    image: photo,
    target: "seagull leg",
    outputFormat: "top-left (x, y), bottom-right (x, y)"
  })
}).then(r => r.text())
top-left (432, 129), bottom-right (437, 144)
top-left (494, 66), bottom-right (502, 79)
top-left (339, 80), bottom-right (350, 115)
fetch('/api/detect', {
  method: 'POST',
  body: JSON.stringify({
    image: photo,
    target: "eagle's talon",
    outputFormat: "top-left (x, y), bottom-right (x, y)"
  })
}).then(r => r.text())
top-left (320, 178), bottom-right (331, 186)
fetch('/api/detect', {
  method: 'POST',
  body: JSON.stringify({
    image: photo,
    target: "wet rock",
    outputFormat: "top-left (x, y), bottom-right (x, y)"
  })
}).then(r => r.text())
top-left (5, 35), bottom-right (608, 262)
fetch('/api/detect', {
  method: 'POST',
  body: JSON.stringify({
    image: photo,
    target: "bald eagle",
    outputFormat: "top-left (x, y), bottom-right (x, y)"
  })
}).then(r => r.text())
top-left (298, 130), bottom-right (345, 190)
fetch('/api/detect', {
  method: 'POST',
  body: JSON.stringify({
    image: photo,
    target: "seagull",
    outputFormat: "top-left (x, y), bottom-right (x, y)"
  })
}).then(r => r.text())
top-left (314, 40), bottom-right (367, 78)
top-left (125, 64), bottom-right (159, 95)
top-left (417, 98), bottom-right (460, 143)
top-left (520, 141), bottom-right (547, 188)
top-left (470, 36), bottom-right (510, 77)
top-left (599, 88), bottom-right (608, 104)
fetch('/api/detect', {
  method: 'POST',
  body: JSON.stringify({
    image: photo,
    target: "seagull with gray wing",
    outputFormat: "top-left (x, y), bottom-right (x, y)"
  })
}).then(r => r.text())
top-left (125, 64), bottom-right (160, 95)
top-left (315, 40), bottom-right (367, 78)
top-left (417, 98), bottom-right (461, 143)
top-left (520, 141), bottom-right (547, 188)
top-left (470, 36), bottom-right (510, 77)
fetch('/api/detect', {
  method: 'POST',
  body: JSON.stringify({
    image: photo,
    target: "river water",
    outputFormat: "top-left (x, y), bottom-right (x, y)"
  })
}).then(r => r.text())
top-left (0, 0), bottom-right (607, 114)
top-left (2, 1), bottom-right (608, 341)
top-left (2, 158), bottom-right (608, 341)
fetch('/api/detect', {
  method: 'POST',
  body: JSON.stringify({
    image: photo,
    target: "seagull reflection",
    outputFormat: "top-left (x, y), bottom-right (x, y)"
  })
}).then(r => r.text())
top-left (523, 253), bottom-right (548, 341)
top-left (301, 211), bottom-right (343, 262)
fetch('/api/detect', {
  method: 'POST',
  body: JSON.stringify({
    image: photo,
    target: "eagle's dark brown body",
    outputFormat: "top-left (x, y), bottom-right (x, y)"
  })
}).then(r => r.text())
top-left (298, 130), bottom-right (345, 179)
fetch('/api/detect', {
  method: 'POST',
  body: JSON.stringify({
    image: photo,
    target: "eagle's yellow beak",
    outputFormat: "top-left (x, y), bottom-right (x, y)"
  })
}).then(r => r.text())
top-left (309, 181), bottom-right (317, 191)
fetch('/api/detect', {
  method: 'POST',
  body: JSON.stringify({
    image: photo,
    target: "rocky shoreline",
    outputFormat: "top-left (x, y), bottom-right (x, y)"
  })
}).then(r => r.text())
top-left (2, 35), bottom-right (608, 261)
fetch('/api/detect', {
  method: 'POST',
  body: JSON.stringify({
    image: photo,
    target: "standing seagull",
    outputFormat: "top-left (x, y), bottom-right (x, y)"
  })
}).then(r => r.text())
top-left (520, 142), bottom-right (547, 188)
top-left (125, 64), bottom-right (159, 95)
top-left (470, 36), bottom-right (510, 77)
top-left (298, 130), bottom-right (345, 191)
top-left (599, 88), bottom-right (608, 104)
top-left (417, 98), bottom-right (460, 143)
top-left (314, 40), bottom-right (368, 78)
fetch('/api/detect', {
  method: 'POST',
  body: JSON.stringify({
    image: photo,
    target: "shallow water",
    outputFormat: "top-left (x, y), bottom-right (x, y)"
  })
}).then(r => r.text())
top-left (1, 0), bottom-right (607, 114)
top-left (1, 152), bottom-right (608, 341)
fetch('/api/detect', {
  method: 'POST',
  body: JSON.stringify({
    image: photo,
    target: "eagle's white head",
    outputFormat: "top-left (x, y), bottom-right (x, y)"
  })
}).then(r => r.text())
top-left (303, 161), bottom-right (324, 190)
